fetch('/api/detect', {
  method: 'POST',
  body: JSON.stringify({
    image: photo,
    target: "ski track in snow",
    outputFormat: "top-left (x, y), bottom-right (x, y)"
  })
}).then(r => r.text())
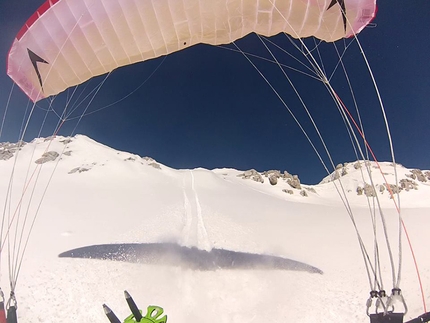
top-left (181, 170), bottom-right (211, 251)
top-left (181, 175), bottom-right (193, 246)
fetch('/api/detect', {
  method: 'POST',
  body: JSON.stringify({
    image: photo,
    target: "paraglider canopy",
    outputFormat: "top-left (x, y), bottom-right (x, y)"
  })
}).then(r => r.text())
top-left (7, 0), bottom-right (376, 102)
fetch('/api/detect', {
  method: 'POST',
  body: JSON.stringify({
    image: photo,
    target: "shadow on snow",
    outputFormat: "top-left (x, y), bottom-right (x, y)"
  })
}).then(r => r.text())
top-left (58, 243), bottom-right (323, 274)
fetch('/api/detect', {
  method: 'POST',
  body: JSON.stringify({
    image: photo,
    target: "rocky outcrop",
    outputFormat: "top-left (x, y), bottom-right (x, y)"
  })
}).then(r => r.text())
top-left (384, 184), bottom-right (401, 195)
top-left (282, 189), bottom-right (294, 195)
top-left (0, 141), bottom-right (26, 161)
top-left (236, 168), bottom-right (309, 196)
top-left (287, 175), bottom-right (301, 190)
top-left (341, 167), bottom-right (348, 176)
top-left (263, 170), bottom-right (281, 178)
top-left (35, 151), bottom-right (59, 164)
top-left (320, 161), bottom-right (429, 198)
top-left (0, 149), bottom-right (14, 161)
top-left (399, 178), bottom-right (418, 191)
top-left (406, 169), bottom-right (428, 183)
top-left (357, 183), bottom-right (378, 197)
top-left (140, 157), bottom-right (161, 169)
top-left (269, 175), bottom-right (278, 185)
top-left (148, 162), bottom-right (161, 169)
top-left (68, 167), bottom-right (90, 174)
top-left (262, 170), bottom-right (280, 185)
top-left (357, 182), bottom-right (403, 197)
top-left (355, 172), bottom-right (426, 197)
top-left (60, 138), bottom-right (73, 145)
top-left (354, 161), bottom-right (362, 170)
top-left (305, 187), bottom-right (316, 194)
top-left (332, 170), bottom-right (340, 181)
top-left (363, 183), bottom-right (376, 197)
top-left (237, 169), bottom-right (264, 184)
top-left (327, 163), bottom-right (348, 182)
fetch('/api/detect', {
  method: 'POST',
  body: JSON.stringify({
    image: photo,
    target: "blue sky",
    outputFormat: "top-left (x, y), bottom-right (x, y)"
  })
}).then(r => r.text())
top-left (1, 1), bottom-right (429, 184)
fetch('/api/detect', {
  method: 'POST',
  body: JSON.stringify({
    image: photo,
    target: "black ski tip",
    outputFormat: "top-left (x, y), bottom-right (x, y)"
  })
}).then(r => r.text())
top-left (102, 304), bottom-right (121, 323)
top-left (102, 304), bottom-right (110, 314)
top-left (124, 290), bottom-right (143, 321)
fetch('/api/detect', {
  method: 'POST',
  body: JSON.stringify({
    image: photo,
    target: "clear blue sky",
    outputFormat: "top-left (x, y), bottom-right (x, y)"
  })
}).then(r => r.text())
top-left (1, 1), bottom-right (429, 184)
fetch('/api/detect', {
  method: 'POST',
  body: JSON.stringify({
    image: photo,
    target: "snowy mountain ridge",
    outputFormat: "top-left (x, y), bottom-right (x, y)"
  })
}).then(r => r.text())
top-left (1, 134), bottom-right (429, 208)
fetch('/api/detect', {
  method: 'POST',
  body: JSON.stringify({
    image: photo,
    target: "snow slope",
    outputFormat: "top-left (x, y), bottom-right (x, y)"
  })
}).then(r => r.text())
top-left (0, 135), bottom-right (429, 322)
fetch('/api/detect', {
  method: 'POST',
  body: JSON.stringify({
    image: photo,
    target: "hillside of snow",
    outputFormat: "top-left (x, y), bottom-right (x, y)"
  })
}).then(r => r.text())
top-left (0, 135), bottom-right (429, 322)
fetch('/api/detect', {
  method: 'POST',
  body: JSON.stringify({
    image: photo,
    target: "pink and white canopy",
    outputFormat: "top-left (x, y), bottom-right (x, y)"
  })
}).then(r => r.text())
top-left (7, 0), bottom-right (376, 102)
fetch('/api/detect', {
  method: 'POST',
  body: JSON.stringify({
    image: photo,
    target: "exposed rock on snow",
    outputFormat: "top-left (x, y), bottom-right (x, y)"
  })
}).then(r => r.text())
top-left (287, 175), bottom-right (301, 189)
top-left (406, 169), bottom-right (428, 182)
top-left (262, 170), bottom-right (274, 176)
top-left (237, 169), bottom-right (306, 193)
top-left (237, 169), bottom-right (264, 183)
top-left (329, 166), bottom-right (347, 182)
top-left (332, 170), bottom-right (340, 181)
top-left (320, 161), bottom-right (430, 198)
top-left (269, 175), bottom-right (278, 185)
top-left (354, 161), bottom-right (362, 169)
top-left (400, 178), bottom-right (418, 191)
top-left (276, 170), bottom-right (302, 189)
top-left (0, 150), bottom-right (14, 161)
top-left (0, 141), bottom-right (26, 161)
top-left (231, 167), bottom-right (312, 197)
top-left (42, 136), bottom-right (56, 142)
top-left (263, 170), bottom-right (281, 186)
top-left (60, 138), bottom-right (73, 145)
top-left (385, 183), bottom-right (401, 195)
top-left (358, 182), bottom-right (387, 197)
top-left (140, 156), bottom-right (161, 169)
top-left (263, 170), bottom-right (281, 178)
top-left (148, 162), bottom-right (161, 169)
top-left (363, 183), bottom-right (376, 197)
top-left (68, 167), bottom-right (90, 174)
top-left (305, 187), bottom-right (316, 194)
top-left (341, 167), bottom-right (348, 176)
top-left (35, 151), bottom-right (59, 164)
